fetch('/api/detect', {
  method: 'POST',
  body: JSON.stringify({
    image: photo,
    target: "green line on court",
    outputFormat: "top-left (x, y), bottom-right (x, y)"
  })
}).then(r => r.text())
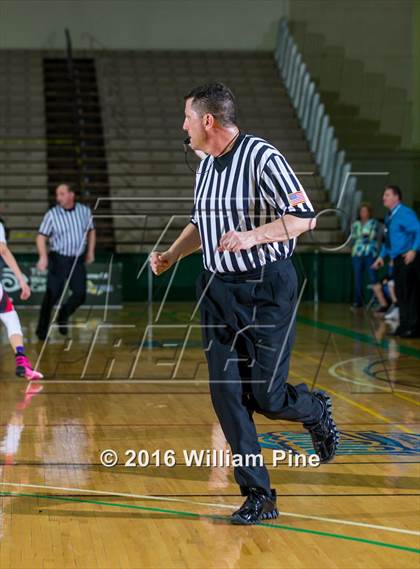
top-left (1, 491), bottom-right (419, 554)
top-left (123, 308), bottom-right (420, 360)
top-left (297, 316), bottom-right (420, 360)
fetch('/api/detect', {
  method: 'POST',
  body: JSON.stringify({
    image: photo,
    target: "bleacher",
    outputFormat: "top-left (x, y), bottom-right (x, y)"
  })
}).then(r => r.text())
top-left (0, 48), bottom-right (342, 253)
top-left (0, 50), bottom-right (48, 252)
top-left (289, 21), bottom-right (408, 151)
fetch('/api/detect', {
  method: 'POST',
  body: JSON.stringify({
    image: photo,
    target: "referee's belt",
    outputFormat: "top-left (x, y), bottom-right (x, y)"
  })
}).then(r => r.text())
top-left (50, 251), bottom-right (85, 260)
top-left (208, 258), bottom-right (288, 282)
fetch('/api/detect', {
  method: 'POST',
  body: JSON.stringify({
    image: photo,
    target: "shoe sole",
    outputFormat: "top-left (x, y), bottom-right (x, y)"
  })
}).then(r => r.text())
top-left (261, 508), bottom-right (279, 521)
top-left (312, 390), bottom-right (340, 463)
top-left (314, 389), bottom-right (333, 412)
top-left (231, 508), bottom-right (279, 525)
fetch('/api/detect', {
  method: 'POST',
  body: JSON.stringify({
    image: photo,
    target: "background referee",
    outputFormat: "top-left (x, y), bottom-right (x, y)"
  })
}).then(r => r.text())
top-left (151, 83), bottom-right (339, 525)
top-left (36, 183), bottom-right (96, 341)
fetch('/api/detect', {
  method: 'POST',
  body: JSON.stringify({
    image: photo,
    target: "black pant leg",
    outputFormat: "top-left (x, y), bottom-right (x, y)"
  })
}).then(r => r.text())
top-left (415, 255), bottom-right (420, 332)
top-left (394, 256), bottom-right (411, 332)
top-left (197, 271), bottom-right (271, 494)
top-left (405, 254), bottom-right (420, 332)
top-left (248, 260), bottom-right (323, 425)
top-left (59, 257), bottom-right (87, 321)
top-left (37, 254), bottom-right (67, 336)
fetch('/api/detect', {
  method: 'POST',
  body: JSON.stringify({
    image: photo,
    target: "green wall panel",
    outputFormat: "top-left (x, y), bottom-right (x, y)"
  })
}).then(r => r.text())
top-left (10, 251), bottom-right (357, 304)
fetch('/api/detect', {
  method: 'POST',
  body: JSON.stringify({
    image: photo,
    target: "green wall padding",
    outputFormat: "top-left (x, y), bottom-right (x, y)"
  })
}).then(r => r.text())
top-left (11, 251), bottom-right (357, 303)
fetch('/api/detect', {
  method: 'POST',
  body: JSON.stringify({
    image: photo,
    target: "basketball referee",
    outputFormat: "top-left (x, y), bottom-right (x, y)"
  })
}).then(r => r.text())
top-left (36, 183), bottom-right (95, 341)
top-left (151, 83), bottom-right (339, 525)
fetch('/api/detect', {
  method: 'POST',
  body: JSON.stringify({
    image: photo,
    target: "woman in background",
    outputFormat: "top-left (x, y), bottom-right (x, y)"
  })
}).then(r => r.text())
top-left (351, 203), bottom-right (385, 309)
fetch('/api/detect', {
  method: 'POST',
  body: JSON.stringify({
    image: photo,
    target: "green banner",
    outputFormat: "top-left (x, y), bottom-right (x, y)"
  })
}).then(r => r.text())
top-left (1, 262), bottom-right (123, 306)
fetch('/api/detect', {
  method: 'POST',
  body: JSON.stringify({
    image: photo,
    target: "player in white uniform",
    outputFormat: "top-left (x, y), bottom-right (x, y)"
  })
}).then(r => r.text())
top-left (0, 222), bottom-right (43, 380)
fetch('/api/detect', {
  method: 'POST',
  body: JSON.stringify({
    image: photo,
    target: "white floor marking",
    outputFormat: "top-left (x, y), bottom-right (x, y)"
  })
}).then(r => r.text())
top-left (0, 481), bottom-right (418, 537)
top-left (328, 356), bottom-right (420, 396)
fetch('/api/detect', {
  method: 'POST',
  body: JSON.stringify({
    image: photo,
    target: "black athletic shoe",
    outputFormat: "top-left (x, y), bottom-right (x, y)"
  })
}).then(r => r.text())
top-left (304, 390), bottom-right (340, 463)
top-left (231, 488), bottom-right (278, 525)
top-left (400, 329), bottom-right (420, 339)
top-left (57, 317), bottom-right (68, 336)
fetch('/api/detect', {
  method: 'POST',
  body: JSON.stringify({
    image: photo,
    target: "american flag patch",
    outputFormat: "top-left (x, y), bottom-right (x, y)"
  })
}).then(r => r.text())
top-left (288, 191), bottom-right (306, 206)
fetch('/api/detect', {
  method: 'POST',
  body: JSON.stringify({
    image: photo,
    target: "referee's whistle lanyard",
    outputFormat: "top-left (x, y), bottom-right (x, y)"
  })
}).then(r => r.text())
top-left (183, 130), bottom-right (241, 175)
top-left (383, 204), bottom-right (401, 250)
top-left (387, 204), bottom-right (401, 221)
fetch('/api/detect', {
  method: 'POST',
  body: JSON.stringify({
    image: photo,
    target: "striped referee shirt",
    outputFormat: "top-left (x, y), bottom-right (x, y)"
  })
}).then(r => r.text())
top-left (38, 203), bottom-right (94, 257)
top-left (190, 133), bottom-right (315, 273)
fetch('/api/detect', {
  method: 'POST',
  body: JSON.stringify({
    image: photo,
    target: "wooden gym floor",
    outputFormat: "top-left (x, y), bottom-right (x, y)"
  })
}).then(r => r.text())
top-left (0, 302), bottom-right (419, 568)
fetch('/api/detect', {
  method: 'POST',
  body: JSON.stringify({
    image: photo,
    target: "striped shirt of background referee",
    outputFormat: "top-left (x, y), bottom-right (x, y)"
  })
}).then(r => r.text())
top-left (35, 183), bottom-right (95, 341)
top-left (39, 201), bottom-right (94, 256)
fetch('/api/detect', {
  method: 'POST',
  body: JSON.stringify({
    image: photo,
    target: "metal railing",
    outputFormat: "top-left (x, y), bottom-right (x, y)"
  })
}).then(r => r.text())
top-left (275, 19), bottom-right (361, 231)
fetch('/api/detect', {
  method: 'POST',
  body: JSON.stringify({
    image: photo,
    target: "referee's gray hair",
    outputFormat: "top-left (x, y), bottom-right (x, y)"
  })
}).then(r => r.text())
top-left (184, 82), bottom-right (237, 127)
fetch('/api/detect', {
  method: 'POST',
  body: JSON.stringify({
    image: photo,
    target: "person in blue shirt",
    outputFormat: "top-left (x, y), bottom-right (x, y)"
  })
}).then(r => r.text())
top-left (351, 203), bottom-right (382, 308)
top-left (372, 185), bottom-right (420, 338)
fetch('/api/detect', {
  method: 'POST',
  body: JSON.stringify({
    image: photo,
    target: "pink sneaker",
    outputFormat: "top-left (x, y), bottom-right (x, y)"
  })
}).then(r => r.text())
top-left (15, 355), bottom-right (44, 380)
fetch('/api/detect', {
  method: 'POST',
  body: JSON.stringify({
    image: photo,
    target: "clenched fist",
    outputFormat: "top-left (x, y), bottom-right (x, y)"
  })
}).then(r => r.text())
top-left (150, 250), bottom-right (176, 276)
top-left (218, 230), bottom-right (255, 253)
top-left (20, 281), bottom-right (31, 301)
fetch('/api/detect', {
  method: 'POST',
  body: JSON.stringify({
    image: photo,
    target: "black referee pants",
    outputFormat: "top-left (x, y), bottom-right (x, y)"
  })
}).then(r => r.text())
top-left (36, 252), bottom-right (87, 338)
top-left (394, 253), bottom-right (420, 333)
top-left (196, 259), bottom-right (323, 495)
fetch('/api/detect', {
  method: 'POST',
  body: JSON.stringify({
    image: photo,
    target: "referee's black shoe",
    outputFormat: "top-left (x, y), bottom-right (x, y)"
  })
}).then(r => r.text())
top-left (35, 330), bottom-right (47, 342)
top-left (304, 390), bottom-right (340, 463)
top-left (57, 313), bottom-right (69, 336)
top-left (231, 488), bottom-right (278, 525)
